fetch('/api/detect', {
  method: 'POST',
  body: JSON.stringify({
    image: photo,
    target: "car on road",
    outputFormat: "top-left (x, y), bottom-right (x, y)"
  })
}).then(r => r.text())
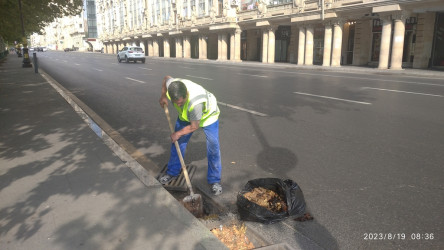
top-left (36, 47), bottom-right (47, 52)
top-left (117, 46), bottom-right (145, 63)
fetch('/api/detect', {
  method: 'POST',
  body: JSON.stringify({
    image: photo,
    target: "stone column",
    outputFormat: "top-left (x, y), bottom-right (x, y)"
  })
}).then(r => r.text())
top-left (199, 35), bottom-right (202, 58)
top-left (331, 20), bottom-right (343, 67)
top-left (378, 16), bottom-right (392, 69)
top-left (230, 32), bottom-right (235, 61)
top-left (235, 29), bottom-right (242, 61)
top-left (217, 33), bottom-right (228, 61)
top-left (164, 38), bottom-right (170, 58)
top-left (176, 37), bottom-right (182, 58)
top-left (183, 35), bottom-right (191, 58)
top-left (218, 34), bottom-right (222, 60)
top-left (322, 23), bottom-right (333, 66)
top-left (148, 39), bottom-right (153, 56)
top-left (305, 25), bottom-right (314, 66)
top-left (262, 29), bottom-right (269, 63)
top-left (153, 38), bottom-right (159, 57)
top-left (390, 13), bottom-right (406, 70)
top-left (221, 33), bottom-right (228, 60)
top-left (297, 26), bottom-right (305, 65)
top-left (267, 26), bottom-right (276, 64)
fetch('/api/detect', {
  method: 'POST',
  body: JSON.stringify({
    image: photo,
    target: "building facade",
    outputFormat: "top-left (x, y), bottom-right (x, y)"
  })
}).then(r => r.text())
top-left (32, 0), bottom-right (102, 52)
top-left (100, 0), bottom-right (443, 69)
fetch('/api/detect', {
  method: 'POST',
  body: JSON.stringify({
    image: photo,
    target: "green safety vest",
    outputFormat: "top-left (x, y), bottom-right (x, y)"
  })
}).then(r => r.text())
top-left (167, 78), bottom-right (220, 127)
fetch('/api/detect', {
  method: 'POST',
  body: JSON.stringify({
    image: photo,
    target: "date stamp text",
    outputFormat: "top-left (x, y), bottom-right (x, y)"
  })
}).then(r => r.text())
top-left (363, 233), bottom-right (434, 240)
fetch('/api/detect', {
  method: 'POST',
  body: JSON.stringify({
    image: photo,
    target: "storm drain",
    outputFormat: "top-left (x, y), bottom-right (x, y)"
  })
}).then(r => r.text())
top-left (158, 164), bottom-right (197, 191)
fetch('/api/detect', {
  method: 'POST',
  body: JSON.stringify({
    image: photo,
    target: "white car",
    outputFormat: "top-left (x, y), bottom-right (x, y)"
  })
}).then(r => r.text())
top-left (117, 46), bottom-right (145, 63)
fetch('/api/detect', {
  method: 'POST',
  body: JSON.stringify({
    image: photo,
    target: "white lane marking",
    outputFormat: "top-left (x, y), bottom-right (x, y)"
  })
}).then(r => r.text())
top-left (138, 67), bottom-right (152, 70)
top-left (186, 62), bottom-right (443, 86)
top-left (218, 101), bottom-right (268, 116)
top-left (315, 74), bottom-right (444, 87)
top-left (125, 77), bottom-right (146, 84)
top-left (361, 87), bottom-right (444, 97)
top-left (93, 68), bottom-right (103, 72)
top-left (185, 75), bottom-right (213, 80)
top-left (62, 60), bottom-right (68, 63)
top-left (294, 92), bottom-right (372, 105)
top-left (128, 58), bottom-right (442, 85)
top-left (180, 66), bottom-right (194, 69)
top-left (238, 73), bottom-right (268, 78)
top-left (75, 63), bottom-right (80, 66)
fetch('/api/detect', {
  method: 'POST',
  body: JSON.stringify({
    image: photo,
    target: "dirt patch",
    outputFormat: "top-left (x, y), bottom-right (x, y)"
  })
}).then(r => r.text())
top-left (210, 223), bottom-right (255, 250)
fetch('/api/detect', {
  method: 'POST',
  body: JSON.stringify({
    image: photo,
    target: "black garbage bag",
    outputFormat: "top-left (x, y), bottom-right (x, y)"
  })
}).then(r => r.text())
top-left (237, 178), bottom-right (306, 224)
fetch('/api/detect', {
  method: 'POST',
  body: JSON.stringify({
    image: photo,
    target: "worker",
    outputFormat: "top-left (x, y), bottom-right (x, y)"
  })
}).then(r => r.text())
top-left (158, 76), bottom-right (223, 195)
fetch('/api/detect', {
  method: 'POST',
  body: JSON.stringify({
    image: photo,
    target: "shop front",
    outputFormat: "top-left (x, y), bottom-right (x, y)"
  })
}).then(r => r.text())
top-left (431, 12), bottom-right (444, 69)
top-left (402, 16), bottom-right (417, 68)
top-left (275, 26), bottom-right (291, 62)
top-left (313, 25), bottom-right (324, 65)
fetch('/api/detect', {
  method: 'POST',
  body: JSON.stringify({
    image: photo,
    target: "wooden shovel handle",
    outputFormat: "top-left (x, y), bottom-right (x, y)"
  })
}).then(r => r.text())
top-left (163, 105), bottom-right (195, 195)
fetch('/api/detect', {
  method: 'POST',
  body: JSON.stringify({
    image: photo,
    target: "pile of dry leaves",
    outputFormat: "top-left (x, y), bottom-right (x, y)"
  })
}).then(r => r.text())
top-left (243, 187), bottom-right (288, 213)
top-left (211, 224), bottom-right (254, 250)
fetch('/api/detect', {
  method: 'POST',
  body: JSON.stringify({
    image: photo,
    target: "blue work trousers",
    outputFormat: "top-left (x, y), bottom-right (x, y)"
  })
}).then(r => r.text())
top-left (167, 118), bottom-right (222, 184)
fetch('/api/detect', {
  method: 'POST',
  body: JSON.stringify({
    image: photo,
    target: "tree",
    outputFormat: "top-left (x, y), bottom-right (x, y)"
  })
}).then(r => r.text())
top-left (0, 0), bottom-right (83, 43)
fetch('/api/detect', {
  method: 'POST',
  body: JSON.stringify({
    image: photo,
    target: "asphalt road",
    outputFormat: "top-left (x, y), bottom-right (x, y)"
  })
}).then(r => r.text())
top-left (36, 51), bottom-right (444, 249)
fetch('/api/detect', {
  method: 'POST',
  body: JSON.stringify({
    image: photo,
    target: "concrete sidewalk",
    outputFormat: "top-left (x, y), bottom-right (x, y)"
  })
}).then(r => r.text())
top-left (0, 55), bottom-right (227, 249)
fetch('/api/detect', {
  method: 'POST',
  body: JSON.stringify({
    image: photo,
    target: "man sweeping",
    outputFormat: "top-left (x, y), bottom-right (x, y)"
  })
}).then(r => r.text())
top-left (158, 76), bottom-right (223, 195)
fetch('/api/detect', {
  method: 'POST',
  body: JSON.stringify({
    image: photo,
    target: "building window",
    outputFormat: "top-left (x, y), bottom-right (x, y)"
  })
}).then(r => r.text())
top-left (138, 0), bottom-right (144, 27)
top-left (156, 0), bottom-right (161, 24)
top-left (86, 0), bottom-right (97, 38)
top-left (162, 0), bottom-right (170, 22)
top-left (130, 0), bottom-right (134, 29)
top-left (198, 0), bottom-right (205, 17)
top-left (241, 0), bottom-right (259, 11)
top-left (268, 0), bottom-right (291, 6)
top-left (182, 1), bottom-right (188, 18)
top-left (190, 0), bottom-right (196, 17)
top-left (218, 0), bottom-right (223, 16)
top-left (120, 2), bottom-right (124, 28)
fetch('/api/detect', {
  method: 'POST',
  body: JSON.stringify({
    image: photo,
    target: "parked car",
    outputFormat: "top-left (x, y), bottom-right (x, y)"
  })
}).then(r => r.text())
top-left (64, 47), bottom-right (78, 52)
top-left (36, 47), bottom-right (47, 52)
top-left (117, 46), bottom-right (145, 63)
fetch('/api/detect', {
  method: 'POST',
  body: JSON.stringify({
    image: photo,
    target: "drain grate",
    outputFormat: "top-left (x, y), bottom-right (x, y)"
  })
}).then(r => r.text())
top-left (158, 164), bottom-right (197, 191)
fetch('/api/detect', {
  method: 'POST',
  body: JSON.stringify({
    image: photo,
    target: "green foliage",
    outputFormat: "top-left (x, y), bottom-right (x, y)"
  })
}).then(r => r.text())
top-left (0, 0), bottom-right (83, 42)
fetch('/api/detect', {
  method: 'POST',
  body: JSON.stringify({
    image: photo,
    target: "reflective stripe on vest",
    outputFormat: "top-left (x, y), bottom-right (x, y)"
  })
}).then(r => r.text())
top-left (167, 79), bottom-right (220, 127)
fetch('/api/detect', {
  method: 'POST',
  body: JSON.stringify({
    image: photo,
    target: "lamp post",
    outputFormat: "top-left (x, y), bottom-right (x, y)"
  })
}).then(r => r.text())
top-left (18, 0), bottom-right (32, 67)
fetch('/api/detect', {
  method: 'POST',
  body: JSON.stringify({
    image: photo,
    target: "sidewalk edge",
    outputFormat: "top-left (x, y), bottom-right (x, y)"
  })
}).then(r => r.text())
top-left (39, 69), bottom-right (161, 188)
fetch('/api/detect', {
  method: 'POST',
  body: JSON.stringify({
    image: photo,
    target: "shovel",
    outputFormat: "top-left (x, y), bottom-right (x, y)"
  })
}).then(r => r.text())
top-left (163, 105), bottom-right (203, 218)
